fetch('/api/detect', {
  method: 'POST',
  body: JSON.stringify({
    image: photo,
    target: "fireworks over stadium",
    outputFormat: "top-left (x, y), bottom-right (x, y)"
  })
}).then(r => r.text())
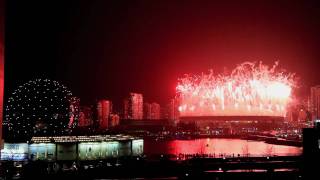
top-left (176, 62), bottom-right (296, 117)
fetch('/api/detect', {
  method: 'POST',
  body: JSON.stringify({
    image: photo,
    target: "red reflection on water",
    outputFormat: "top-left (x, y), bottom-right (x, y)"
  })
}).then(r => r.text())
top-left (144, 138), bottom-right (302, 156)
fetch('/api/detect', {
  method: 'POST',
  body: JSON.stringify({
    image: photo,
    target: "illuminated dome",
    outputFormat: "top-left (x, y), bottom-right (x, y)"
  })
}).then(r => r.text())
top-left (4, 79), bottom-right (79, 140)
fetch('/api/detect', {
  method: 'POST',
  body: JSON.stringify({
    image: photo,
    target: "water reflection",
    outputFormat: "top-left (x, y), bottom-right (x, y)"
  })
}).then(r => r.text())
top-left (144, 138), bottom-right (302, 156)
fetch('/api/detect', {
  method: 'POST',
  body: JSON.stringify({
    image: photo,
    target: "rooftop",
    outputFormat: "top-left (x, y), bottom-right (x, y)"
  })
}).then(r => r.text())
top-left (30, 134), bottom-right (140, 143)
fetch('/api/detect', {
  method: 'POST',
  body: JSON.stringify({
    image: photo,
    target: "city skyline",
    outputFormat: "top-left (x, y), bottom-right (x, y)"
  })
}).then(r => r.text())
top-left (2, 1), bottom-right (320, 179)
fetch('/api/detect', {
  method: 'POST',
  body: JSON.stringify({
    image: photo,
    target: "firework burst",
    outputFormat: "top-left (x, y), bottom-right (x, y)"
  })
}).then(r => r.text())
top-left (176, 61), bottom-right (296, 117)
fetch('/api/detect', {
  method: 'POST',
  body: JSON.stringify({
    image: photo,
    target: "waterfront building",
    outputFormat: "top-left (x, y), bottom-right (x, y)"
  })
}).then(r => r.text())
top-left (0, 135), bottom-right (143, 161)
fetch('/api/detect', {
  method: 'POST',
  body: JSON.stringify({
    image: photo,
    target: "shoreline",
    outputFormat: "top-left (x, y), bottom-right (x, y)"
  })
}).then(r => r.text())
top-left (147, 135), bottom-right (302, 147)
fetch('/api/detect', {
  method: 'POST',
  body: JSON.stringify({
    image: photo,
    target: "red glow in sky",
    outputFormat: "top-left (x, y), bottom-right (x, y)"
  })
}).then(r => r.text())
top-left (176, 62), bottom-right (296, 117)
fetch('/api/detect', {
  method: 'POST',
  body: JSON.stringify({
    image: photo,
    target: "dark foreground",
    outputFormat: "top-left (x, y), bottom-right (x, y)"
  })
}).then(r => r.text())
top-left (1, 156), bottom-right (304, 180)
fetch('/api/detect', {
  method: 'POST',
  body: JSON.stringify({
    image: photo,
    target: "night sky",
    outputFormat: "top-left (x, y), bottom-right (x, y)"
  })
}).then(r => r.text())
top-left (5, 0), bottom-right (320, 110)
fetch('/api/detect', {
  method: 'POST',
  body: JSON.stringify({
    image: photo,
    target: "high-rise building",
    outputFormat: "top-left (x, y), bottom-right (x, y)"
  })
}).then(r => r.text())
top-left (124, 93), bottom-right (143, 119)
top-left (167, 98), bottom-right (180, 120)
top-left (144, 102), bottom-right (161, 119)
top-left (97, 100), bottom-right (112, 129)
top-left (311, 86), bottom-right (320, 120)
top-left (144, 103), bottom-right (152, 119)
top-left (161, 106), bottom-right (168, 119)
top-left (150, 103), bottom-right (160, 119)
top-left (78, 112), bottom-right (87, 127)
top-left (78, 106), bottom-right (94, 127)
top-left (307, 96), bottom-right (312, 113)
top-left (123, 99), bottom-right (129, 119)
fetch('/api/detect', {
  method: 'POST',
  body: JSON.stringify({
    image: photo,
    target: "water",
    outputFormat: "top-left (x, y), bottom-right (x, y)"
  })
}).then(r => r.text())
top-left (144, 138), bottom-right (302, 157)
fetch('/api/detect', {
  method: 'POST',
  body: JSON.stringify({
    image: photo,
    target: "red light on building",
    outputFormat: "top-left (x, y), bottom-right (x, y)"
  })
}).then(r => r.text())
top-left (124, 93), bottom-right (143, 120)
top-left (150, 103), bottom-right (160, 119)
top-left (144, 102), bottom-right (161, 119)
top-left (78, 106), bottom-right (94, 127)
top-left (97, 100), bottom-right (112, 129)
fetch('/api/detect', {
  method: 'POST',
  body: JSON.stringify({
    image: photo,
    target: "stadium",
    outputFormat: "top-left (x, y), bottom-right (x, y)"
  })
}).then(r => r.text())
top-left (176, 62), bottom-right (295, 131)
